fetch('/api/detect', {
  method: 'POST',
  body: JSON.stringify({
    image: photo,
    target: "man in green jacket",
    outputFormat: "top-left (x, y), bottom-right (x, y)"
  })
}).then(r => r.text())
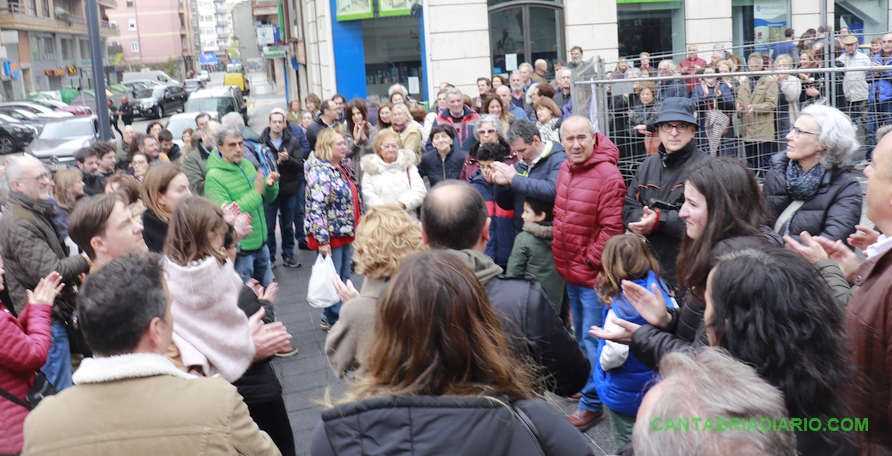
top-left (205, 125), bottom-right (280, 286)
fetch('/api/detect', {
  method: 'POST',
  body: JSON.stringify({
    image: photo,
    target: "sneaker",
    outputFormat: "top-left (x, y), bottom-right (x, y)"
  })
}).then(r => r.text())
top-left (283, 255), bottom-right (301, 268)
top-left (320, 317), bottom-right (330, 332)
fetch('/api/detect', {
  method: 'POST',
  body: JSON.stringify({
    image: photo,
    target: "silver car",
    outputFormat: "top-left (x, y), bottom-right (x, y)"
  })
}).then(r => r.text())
top-left (29, 116), bottom-right (99, 171)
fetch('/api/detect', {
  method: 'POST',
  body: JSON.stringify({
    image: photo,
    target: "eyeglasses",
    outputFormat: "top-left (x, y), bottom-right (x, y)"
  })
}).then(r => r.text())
top-left (659, 123), bottom-right (693, 133)
top-left (479, 128), bottom-right (497, 135)
top-left (790, 126), bottom-right (818, 138)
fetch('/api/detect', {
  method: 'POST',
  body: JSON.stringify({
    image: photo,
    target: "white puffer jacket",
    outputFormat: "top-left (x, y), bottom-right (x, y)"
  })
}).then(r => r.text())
top-left (360, 149), bottom-right (428, 219)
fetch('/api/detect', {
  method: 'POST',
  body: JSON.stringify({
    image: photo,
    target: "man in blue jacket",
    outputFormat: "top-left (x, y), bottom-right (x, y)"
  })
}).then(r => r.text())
top-left (491, 119), bottom-right (567, 232)
top-left (867, 33), bottom-right (892, 162)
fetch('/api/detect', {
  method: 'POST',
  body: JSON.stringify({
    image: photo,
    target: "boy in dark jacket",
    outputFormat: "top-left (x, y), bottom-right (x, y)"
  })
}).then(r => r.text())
top-left (506, 196), bottom-right (565, 314)
top-left (470, 142), bottom-right (515, 269)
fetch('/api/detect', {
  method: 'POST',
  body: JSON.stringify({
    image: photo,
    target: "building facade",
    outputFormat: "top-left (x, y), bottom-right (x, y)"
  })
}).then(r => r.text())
top-left (231, 1), bottom-right (259, 59)
top-left (276, 0), bottom-right (892, 105)
top-left (0, 0), bottom-right (119, 100)
top-left (107, 0), bottom-right (194, 78)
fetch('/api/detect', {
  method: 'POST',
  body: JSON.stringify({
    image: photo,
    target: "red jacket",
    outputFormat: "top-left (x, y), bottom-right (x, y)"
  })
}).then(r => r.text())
top-left (0, 301), bottom-right (53, 454)
top-left (679, 56), bottom-right (708, 93)
top-left (552, 133), bottom-right (626, 287)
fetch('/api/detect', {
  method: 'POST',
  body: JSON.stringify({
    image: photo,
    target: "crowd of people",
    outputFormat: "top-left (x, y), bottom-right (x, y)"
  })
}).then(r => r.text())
top-left (0, 34), bottom-right (891, 456)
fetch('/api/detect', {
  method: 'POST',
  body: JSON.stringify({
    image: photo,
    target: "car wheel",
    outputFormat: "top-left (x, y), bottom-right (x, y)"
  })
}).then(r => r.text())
top-left (156, 105), bottom-right (164, 119)
top-left (0, 134), bottom-right (14, 154)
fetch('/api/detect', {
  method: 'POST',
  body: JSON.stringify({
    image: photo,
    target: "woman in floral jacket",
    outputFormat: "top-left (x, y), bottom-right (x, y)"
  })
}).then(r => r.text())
top-left (305, 128), bottom-right (361, 330)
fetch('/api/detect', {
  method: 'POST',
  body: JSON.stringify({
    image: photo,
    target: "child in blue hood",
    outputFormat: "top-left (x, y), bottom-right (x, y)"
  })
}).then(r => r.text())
top-left (593, 233), bottom-right (675, 448)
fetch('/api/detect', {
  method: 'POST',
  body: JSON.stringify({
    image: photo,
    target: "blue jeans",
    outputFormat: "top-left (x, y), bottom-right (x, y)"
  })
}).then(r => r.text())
top-left (294, 181), bottom-right (306, 243)
top-left (264, 192), bottom-right (298, 258)
top-left (42, 320), bottom-right (72, 390)
top-left (321, 243), bottom-right (352, 327)
top-left (566, 284), bottom-right (603, 413)
top-left (867, 100), bottom-right (892, 161)
top-left (235, 244), bottom-right (273, 288)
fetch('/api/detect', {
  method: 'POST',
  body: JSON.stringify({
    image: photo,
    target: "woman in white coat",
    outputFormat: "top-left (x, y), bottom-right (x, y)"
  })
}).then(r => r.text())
top-left (360, 129), bottom-right (427, 220)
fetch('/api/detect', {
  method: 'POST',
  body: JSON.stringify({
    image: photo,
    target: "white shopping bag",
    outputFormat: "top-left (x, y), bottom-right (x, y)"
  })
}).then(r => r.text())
top-left (307, 255), bottom-right (340, 308)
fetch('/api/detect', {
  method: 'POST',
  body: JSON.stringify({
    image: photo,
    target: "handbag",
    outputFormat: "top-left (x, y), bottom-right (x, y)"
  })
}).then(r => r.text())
top-left (511, 401), bottom-right (550, 456)
top-left (0, 371), bottom-right (58, 410)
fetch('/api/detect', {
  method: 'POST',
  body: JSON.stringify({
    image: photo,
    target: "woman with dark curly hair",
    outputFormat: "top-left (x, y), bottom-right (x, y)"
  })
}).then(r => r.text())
top-left (592, 158), bottom-right (783, 371)
top-left (705, 245), bottom-right (854, 455)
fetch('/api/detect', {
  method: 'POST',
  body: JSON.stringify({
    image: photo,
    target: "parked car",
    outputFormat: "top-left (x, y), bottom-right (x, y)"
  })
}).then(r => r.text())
top-left (198, 70), bottom-right (210, 83)
top-left (184, 78), bottom-right (206, 94)
top-left (28, 116), bottom-right (99, 171)
top-left (184, 88), bottom-right (247, 124)
top-left (165, 112), bottom-right (203, 149)
top-left (0, 106), bottom-right (50, 133)
top-left (0, 117), bottom-right (35, 154)
top-left (29, 99), bottom-right (92, 116)
top-left (0, 113), bottom-right (39, 136)
top-left (223, 72), bottom-right (250, 96)
top-left (0, 102), bottom-right (72, 119)
top-left (123, 70), bottom-right (180, 86)
top-left (134, 84), bottom-right (189, 119)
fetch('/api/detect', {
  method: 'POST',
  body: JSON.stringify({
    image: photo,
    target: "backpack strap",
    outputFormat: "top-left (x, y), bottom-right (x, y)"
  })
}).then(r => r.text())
top-left (0, 386), bottom-right (31, 410)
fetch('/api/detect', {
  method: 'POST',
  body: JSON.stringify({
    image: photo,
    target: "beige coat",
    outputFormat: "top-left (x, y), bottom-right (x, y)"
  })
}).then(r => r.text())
top-left (22, 354), bottom-right (280, 456)
top-left (324, 277), bottom-right (386, 377)
top-left (736, 75), bottom-right (778, 143)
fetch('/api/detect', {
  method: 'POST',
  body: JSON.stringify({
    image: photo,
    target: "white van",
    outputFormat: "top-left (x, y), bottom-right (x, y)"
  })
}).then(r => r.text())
top-left (122, 70), bottom-right (179, 86)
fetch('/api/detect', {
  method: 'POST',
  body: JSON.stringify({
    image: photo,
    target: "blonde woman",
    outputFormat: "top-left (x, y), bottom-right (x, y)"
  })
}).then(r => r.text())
top-left (324, 204), bottom-right (426, 377)
top-left (51, 168), bottom-right (84, 239)
top-left (359, 129), bottom-right (427, 219)
top-left (384, 103), bottom-right (423, 163)
top-left (774, 54), bottom-right (802, 142)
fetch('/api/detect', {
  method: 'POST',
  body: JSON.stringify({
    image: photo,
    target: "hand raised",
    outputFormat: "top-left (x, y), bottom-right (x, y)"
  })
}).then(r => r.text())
top-left (589, 317), bottom-right (640, 345)
top-left (27, 272), bottom-right (64, 306)
top-left (620, 281), bottom-right (672, 328)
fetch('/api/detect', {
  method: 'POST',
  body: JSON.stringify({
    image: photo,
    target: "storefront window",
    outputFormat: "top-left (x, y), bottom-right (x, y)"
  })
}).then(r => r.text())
top-left (362, 16), bottom-right (423, 99)
top-left (617, 0), bottom-right (686, 59)
top-left (836, 0), bottom-right (889, 44)
top-left (731, 0), bottom-right (791, 57)
top-left (489, 4), bottom-right (563, 78)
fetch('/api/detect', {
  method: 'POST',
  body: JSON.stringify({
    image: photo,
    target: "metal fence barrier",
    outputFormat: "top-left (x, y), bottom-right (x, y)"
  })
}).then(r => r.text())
top-left (571, 61), bottom-right (889, 182)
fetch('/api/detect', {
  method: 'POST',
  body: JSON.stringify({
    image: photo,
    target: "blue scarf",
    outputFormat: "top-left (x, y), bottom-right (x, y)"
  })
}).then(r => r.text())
top-left (785, 159), bottom-right (824, 201)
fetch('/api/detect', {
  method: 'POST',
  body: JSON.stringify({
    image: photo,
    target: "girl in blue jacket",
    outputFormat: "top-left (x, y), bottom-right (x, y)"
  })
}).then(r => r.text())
top-left (593, 233), bottom-right (674, 448)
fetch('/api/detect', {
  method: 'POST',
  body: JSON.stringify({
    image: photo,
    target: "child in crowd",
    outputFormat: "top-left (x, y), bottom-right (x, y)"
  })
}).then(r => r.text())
top-left (506, 196), bottom-right (565, 315)
top-left (594, 233), bottom-right (674, 448)
top-left (469, 142), bottom-right (515, 269)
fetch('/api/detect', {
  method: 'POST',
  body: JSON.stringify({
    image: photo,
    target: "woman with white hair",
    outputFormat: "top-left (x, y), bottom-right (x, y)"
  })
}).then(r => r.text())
top-left (459, 114), bottom-right (516, 181)
top-left (383, 103), bottom-right (422, 163)
top-left (763, 104), bottom-right (862, 243)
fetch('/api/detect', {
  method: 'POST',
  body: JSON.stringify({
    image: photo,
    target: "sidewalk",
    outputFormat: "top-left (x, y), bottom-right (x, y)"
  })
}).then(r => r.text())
top-left (246, 71), bottom-right (616, 455)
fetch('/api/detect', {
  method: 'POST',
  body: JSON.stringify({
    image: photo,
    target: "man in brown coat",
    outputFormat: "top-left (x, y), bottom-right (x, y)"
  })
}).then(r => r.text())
top-left (22, 253), bottom-right (280, 456)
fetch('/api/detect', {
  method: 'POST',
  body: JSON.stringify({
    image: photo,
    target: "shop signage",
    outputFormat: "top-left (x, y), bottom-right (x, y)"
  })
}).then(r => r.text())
top-left (44, 68), bottom-right (67, 76)
top-left (336, 0), bottom-right (373, 21)
top-left (379, 0), bottom-right (417, 17)
top-left (262, 46), bottom-right (286, 59)
top-left (257, 25), bottom-right (276, 45)
top-left (754, 0), bottom-right (788, 53)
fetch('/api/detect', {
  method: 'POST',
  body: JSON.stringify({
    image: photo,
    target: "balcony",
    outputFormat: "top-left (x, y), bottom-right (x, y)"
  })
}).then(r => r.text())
top-left (0, 6), bottom-right (120, 37)
top-left (216, 19), bottom-right (228, 26)
top-left (180, 26), bottom-right (187, 35)
top-left (218, 44), bottom-right (229, 51)
top-left (215, 7), bottom-right (227, 14)
top-left (217, 32), bottom-right (228, 39)
top-left (97, 0), bottom-right (118, 8)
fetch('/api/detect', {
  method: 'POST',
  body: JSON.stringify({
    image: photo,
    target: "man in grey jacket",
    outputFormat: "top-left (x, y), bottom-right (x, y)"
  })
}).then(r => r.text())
top-left (0, 156), bottom-right (91, 390)
top-left (837, 35), bottom-right (872, 134)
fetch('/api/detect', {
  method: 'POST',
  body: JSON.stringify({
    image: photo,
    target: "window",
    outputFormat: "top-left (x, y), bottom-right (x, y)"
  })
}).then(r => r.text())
top-left (109, 19), bottom-right (117, 28)
top-left (126, 0), bottom-right (133, 6)
top-left (489, 3), bottom-right (564, 77)
top-left (618, 1), bottom-right (686, 58)
top-left (60, 38), bottom-right (74, 60)
top-left (131, 40), bottom-right (139, 52)
top-left (30, 36), bottom-right (40, 61)
top-left (80, 40), bottom-right (90, 59)
top-left (42, 37), bottom-right (55, 60)
top-left (128, 18), bottom-right (137, 31)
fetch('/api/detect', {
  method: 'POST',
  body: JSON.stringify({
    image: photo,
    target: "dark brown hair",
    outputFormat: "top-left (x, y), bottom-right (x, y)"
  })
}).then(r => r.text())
top-left (69, 193), bottom-right (126, 260)
top-left (105, 172), bottom-right (141, 204)
top-left (597, 233), bottom-right (661, 303)
top-left (345, 98), bottom-right (369, 138)
top-left (164, 196), bottom-right (229, 266)
top-left (347, 250), bottom-right (534, 401)
top-left (141, 163), bottom-right (185, 222)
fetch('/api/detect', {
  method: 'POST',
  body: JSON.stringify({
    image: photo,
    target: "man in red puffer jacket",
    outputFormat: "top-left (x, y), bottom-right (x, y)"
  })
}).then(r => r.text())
top-left (553, 115), bottom-right (626, 431)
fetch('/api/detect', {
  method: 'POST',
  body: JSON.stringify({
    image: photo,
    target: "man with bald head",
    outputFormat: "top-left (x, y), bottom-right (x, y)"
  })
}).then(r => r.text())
top-left (419, 180), bottom-right (589, 398)
top-left (531, 59), bottom-right (548, 85)
top-left (0, 156), bottom-right (91, 390)
top-left (182, 120), bottom-right (220, 196)
top-left (553, 115), bottom-right (625, 429)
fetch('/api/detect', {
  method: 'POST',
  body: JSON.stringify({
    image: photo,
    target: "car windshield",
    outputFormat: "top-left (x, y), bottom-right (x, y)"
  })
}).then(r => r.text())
top-left (185, 81), bottom-right (200, 88)
top-left (135, 88), bottom-right (163, 99)
top-left (186, 97), bottom-right (234, 113)
top-left (39, 120), bottom-right (93, 139)
top-left (0, 113), bottom-right (19, 123)
top-left (166, 117), bottom-right (195, 139)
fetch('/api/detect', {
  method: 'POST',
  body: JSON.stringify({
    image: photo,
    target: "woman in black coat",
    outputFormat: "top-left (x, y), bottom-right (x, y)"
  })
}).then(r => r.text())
top-left (763, 104), bottom-right (862, 243)
top-left (140, 163), bottom-right (193, 253)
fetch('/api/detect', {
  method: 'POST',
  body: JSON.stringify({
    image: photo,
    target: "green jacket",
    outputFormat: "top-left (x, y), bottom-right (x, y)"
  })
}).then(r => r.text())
top-left (506, 222), bottom-right (565, 312)
top-left (204, 149), bottom-right (279, 251)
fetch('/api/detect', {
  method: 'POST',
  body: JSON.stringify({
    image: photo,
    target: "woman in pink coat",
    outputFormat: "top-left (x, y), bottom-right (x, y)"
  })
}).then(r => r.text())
top-left (0, 260), bottom-right (63, 455)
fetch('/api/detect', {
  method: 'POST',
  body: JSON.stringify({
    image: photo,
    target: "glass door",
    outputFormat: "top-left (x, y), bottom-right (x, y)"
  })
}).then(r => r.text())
top-left (489, 4), bottom-right (563, 77)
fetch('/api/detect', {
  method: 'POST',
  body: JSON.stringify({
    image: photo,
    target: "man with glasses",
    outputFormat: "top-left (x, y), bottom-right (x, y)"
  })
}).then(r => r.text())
top-left (491, 119), bottom-right (568, 232)
top-left (0, 156), bottom-right (91, 391)
top-left (623, 97), bottom-right (708, 288)
top-left (306, 99), bottom-right (342, 150)
top-left (867, 33), bottom-right (892, 163)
